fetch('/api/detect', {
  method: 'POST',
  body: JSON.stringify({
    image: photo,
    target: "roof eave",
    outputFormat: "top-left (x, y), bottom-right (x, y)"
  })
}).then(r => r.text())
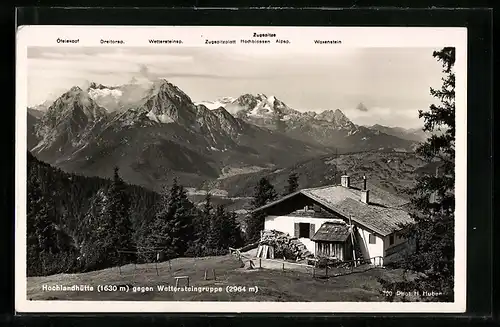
top-left (252, 187), bottom-right (408, 237)
top-left (250, 189), bottom-right (306, 214)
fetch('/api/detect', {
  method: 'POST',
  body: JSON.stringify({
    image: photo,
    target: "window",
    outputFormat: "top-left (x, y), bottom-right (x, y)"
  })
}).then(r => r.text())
top-left (389, 234), bottom-right (395, 245)
top-left (369, 234), bottom-right (376, 244)
top-left (294, 222), bottom-right (315, 238)
top-left (299, 223), bottom-right (310, 238)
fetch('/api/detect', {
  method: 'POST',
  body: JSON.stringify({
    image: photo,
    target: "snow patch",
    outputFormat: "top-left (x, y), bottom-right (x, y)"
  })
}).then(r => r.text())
top-left (347, 129), bottom-right (359, 136)
top-left (146, 110), bottom-right (174, 123)
top-left (196, 97), bottom-right (235, 110)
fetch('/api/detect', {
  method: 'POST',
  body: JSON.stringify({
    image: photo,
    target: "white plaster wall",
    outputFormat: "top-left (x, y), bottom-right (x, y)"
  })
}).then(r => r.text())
top-left (264, 215), bottom-right (344, 255)
top-left (383, 231), bottom-right (407, 252)
top-left (356, 226), bottom-right (384, 264)
top-left (383, 232), bottom-right (415, 265)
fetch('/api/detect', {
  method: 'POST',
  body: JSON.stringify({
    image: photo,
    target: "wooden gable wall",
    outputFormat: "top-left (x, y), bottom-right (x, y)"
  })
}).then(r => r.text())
top-left (263, 193), bottom-right (346, 220)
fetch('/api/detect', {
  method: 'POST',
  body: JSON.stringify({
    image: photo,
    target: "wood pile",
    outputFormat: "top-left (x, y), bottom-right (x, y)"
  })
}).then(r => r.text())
top-left (258, 230), bottom-right (313, 260)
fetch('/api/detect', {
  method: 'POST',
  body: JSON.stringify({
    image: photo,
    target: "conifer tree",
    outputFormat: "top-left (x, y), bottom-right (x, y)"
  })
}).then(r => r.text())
top-left (27, 167), bottom-right (53, 275)
top-left (169, 182), bottom-right (196, 256)
top-left (199, 192), bottom-right (213, 243)
top-left (143, 184), bottom-right (172, 261)
top-left (225, 211), bottom-right (244, 249)
top-left (81, 167), bottom-right (134, 269)
top-left (187, 191), bottom-right (213, 255)
top-left (80, 189), bottom-right (112, 270)
top-left (245, 177), bottom-right (278, 243)
top-left (147, 179), bottom-right (196, 260)
top-left (205, 205), bottom-right (243, 254)
top-left (397, 47), bottom-right (456, 301)
top-left (284, 172), bottom-right (299, 195)
top-left (206, 204), bottom-right (226, 253)
top-left (26, 152), bottom-right (161, 274)
top-left (27, 164), bottom-right (78, 275)
top-left (107, 167), bottom-right (135, 265)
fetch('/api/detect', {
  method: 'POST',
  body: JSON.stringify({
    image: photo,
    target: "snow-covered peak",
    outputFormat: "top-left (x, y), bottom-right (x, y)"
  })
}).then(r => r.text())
top-left (195, 97), bottom-right (236, 110)
top-left (223, 93), bottom-right (297, 119)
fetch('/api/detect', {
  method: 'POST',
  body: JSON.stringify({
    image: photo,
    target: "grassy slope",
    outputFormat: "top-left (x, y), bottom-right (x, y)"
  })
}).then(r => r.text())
top-left (28, 255), bottom-right (410, 302)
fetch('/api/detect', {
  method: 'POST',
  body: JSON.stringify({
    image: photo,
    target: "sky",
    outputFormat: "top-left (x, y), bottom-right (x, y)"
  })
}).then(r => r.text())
top-left (27, 46), bottom-right (445, 129)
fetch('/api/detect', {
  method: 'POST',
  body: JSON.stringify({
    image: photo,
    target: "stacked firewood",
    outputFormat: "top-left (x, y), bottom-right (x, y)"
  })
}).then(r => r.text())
top-left (259, 230), bottom-right (313, 260)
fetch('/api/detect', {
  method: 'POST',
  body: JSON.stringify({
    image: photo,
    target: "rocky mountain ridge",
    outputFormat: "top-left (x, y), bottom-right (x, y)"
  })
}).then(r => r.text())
top-left (28, 79), bottom-right (331, 191)
top-left (199, 94), bottom-right (418, 150)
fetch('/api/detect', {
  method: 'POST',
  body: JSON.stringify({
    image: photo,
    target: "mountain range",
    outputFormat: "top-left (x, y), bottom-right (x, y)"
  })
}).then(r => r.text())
top-left (197, 94), bottom-right (424, 148)
top-left (27, 79), bottom-right (424, 191)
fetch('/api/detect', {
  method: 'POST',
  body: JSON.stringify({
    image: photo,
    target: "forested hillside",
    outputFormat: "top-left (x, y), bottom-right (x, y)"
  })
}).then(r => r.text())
top-left (26, 152), bottom-right (243, 277)
top-left (207, 151), bottom-right (430, 199)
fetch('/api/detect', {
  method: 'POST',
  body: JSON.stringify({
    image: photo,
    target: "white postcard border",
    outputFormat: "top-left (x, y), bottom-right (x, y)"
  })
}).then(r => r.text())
top-left (15, 25), bottom-right (467, 313)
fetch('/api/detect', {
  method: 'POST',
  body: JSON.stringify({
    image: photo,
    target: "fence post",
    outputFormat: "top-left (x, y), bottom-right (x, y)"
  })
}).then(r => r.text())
top-left (282, 263), bottom-right (285, 271)
top-left (259, 258), bottom-right (261, 268)
top-left (213, 269), bottom-right (216, 280)
top-left (155, 261), bottom-right (159, 276)
top-left (313, 267), bottom-right (315, 278)
top-left (326, 265), bottom-right (328, 277)
top-left (169, 260), bottom-right (172, 271)
top-left (204, 270), bottom-right (208, 280)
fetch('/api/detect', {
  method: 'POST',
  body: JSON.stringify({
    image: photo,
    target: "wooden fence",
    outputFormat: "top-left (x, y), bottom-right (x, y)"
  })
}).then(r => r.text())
top-left (237, 252), bottom-right (384, 278)
top-left (230, 244), bottom-right (383, 278)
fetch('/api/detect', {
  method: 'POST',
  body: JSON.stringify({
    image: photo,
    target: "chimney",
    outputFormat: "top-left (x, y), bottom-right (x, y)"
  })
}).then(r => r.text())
top-left (341, 175), bottom-right (350, 188)
top-left (361, 175), bottom-right (369, 204)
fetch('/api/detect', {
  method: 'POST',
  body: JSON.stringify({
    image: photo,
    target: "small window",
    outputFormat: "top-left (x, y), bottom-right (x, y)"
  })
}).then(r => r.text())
top-left (369, 234), bottom-right (376, 244)
top-left (389, 234), bottom-right (395, 245)
top-left (299, 223), bottom-right (310, 238)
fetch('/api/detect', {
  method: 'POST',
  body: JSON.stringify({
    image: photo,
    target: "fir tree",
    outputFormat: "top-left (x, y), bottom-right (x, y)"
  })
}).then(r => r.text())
top-left (199, 192), bottom-right (213, 244)
top-left (206, 205), bottom-right (243, 254)
top-left (80, 189), bottom-right (113, 270)
top-left (142, 184), bottom-right (172, 261)
top-left (225, 211), bottom-right (244, 249)
top-left (245, 177), bottom-right (278, 243)
top-left (284, 172), bottom-right (299, 195)
top-left (80, 167), bottom-right (135, 269)
top-left (147, 179), bottom-right (196, 260)
top-left (397, 47), bottom-right (456, 301)
top-left (107, 167), bottom-right (135, 265)
top-left (206, 205), bottom-right (226, 254)
top-left (26, 152), bottom-right (161, 274)
top-left (27, 164), bottom-right (78, 276)
top-left (169, 182), bottom-right (196, 256)
top-left (27, 167), bottom-right (52, 275)
top-left (188, 191), bottom-right (213, 256)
